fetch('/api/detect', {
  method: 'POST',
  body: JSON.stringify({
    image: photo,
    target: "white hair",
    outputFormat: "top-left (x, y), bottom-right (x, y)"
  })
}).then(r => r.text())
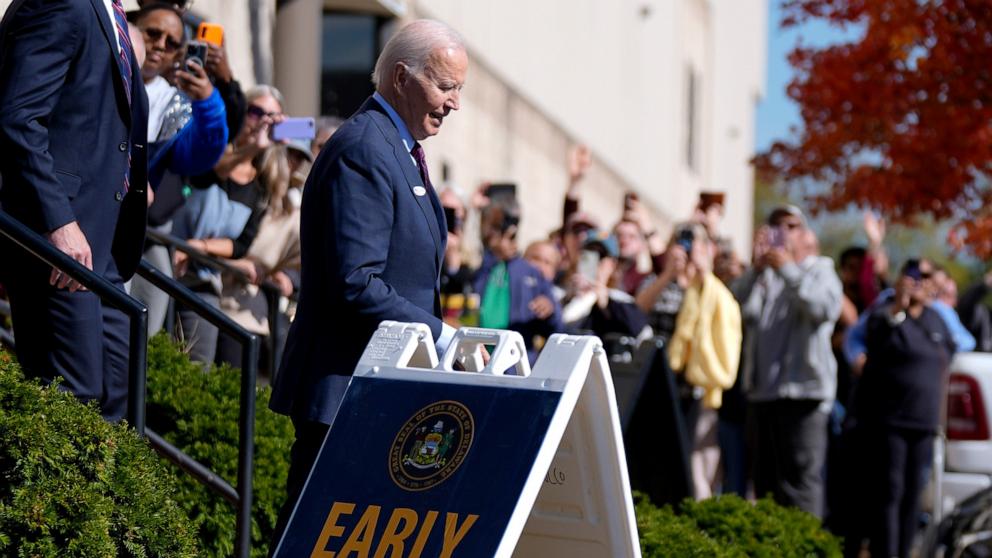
top-left (372, 19), bottom-right (466, 89)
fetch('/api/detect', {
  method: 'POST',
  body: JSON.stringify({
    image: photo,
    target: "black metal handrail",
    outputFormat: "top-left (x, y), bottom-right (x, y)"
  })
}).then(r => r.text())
top-left (135, 260), bottom-right (257, 558)
top-left (0, 211), bottom-right (149, 432)
top-left (0, 211), bottom-right (258, 557)
top-left (145, 228), bottom-right (285, 376)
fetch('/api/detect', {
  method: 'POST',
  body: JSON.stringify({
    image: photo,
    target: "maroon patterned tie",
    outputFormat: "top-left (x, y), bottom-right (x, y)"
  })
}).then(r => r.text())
top-left (410, 142), bottom-right (435, 195)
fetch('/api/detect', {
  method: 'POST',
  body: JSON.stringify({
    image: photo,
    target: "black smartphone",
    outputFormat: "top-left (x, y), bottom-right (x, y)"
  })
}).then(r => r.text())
top-left (443, 206), bottom-right (459, 233)
top-left (903, 259), bottom-right (922, 281)
top-left (184, 41), bottom-right (208, 73)
top-left (676, 228), bottom-right (694, 254)
top-left (486, 182), bottom-right (517, 203)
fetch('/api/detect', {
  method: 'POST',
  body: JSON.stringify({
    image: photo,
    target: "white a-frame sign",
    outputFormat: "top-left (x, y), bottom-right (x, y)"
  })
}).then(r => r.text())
top-left (273, 321), bottom-right (641, 558)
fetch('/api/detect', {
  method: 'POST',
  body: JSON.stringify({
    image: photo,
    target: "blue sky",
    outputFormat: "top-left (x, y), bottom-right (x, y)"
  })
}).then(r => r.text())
top-left (755, 1), bottom-right (856, 151)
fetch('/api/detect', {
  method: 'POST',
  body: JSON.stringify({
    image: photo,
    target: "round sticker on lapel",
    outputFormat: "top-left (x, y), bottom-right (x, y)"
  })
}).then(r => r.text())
top-left (413, 186), bottom-right (427, 196)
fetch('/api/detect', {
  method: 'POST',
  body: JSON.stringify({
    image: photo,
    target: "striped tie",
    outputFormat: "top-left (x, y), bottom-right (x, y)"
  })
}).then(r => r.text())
top-left (111, 0), bottom-right (132, 192)
top-left (111, 0), bottom-right (133, 106)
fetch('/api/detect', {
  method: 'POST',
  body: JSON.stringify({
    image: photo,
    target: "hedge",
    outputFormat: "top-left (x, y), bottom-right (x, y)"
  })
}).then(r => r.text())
top-left (636, 492), bottom-right (843, 557)
top-left (145, 335), bottom-right (294, 558)
top-left (0, 351), bottom-right (197, 557)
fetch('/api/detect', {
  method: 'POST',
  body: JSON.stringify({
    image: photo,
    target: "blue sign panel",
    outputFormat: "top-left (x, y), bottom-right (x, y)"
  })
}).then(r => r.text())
top-left (274, 376), bottom-right (561, 558)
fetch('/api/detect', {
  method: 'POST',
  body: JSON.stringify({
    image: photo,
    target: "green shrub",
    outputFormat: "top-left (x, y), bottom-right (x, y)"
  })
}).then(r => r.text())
top-left (636, 492), bottom-right (842, 558)
top-left (146, 335), bottom-right (294, 558)
top-left (0, 351), bottom-right (197, 557)
top-left (635, 493), bottom-right (729, 557)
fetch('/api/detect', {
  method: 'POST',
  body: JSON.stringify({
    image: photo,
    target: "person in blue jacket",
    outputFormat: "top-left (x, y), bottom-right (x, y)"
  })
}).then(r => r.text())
top-left (130, 3), bottom-right (227, 188)
top-left (474, 212), bottom-right (563, 364)
top-left (126, 2), bottom-right (227, 334)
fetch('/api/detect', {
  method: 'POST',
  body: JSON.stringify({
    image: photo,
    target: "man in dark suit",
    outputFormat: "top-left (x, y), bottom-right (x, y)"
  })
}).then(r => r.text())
top-left (268, 19), bottom-right (468, 544)
top-left (0, 0), bottom-right (149, 422)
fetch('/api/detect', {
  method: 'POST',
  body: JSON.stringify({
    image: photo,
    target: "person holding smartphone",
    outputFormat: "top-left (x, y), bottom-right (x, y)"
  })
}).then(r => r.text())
top-left (560, 231), bottom-right (649, 340)
top-left (169, 85), bottom-right (289, 366)
top-left (127, 2), bottom-right (229, 336)
top-left (852, 260), bottom-right (955, 558)
top-left (734, 205), bottom-right (842, 518)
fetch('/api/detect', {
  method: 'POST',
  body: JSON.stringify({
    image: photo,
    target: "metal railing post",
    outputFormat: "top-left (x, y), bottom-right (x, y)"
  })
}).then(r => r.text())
top-left (135, 260), bottom-right (258, 557)
top-left (127, 307), bottom-right (149, 435)
top-left (236, 335), bottom-right (259, 558)
top-left (263, 285), bottom-right (282, 377)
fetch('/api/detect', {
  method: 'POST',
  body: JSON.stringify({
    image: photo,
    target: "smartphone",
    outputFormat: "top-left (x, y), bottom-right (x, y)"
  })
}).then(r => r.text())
top-left (486, 183), bottom-right (517, 203)
top-left (184, 41), bottom-right (208, 73)
top-left (443, 206), bottom-right (459, 234)
top-left (578, 249), bottom-right (600, 284)
top-left (903, 259), bottom-right (922, 281)
top-left (769, 226), bottom-right (786, 249)
top-left (271, 117), bottom-right (316, 141)
top-left (196, 22), bottom-right (224, 47)
top-left (676, 228), bottom-right (694, 254)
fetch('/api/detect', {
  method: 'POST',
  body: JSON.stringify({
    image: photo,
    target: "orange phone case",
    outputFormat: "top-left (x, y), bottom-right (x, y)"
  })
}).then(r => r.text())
top-left (197, 23), bottom-right (224, 47)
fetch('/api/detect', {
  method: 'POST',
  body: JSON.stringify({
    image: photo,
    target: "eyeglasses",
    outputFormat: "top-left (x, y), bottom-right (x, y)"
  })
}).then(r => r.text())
top-left (246, 104), bottom-right (282, 119)
top-left (142, 27), bottom-right (183, 54)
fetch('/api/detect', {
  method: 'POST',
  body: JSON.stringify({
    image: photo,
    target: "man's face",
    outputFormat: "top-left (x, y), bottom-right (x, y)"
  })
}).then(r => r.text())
top-left (138, 10), bottom-right (184, 81)
top-left (525, 243), bottom-right (560, 282)
top-left (772, 215), bottom-right (805, 255)
top-left (394, 47), bottom-right (468, 141)
top-left (614, 221), bottom-right (643, 260)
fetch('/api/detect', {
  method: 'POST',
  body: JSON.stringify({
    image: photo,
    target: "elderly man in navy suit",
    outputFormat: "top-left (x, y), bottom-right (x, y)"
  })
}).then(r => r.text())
top-left (268, 19), bottom-right (468, 543)
top-left (0, 0), bottom-right (148, 421)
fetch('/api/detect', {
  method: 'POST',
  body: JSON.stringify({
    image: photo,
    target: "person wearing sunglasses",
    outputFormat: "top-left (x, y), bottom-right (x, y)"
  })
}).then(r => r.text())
top-left (844, 257), bottom-right (975, 376)
top-left (126, 2), bottom-right (228, 337)
top-left (169, 85), bottom-right (290, 367)
top-left (850, 259), bottom-right (956, 558)
top-left (735, 205), bottom-right (843, 518)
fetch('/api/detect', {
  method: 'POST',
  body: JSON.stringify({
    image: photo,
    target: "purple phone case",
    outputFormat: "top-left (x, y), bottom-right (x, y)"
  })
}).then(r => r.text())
top-left (271, 117), bottom-right (315, 141)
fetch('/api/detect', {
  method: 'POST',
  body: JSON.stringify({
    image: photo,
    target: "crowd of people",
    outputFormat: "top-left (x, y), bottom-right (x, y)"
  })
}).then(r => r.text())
top-left (2, 5), bottom-right (991, 557)
top-left (435, 154), bottom-right (992, 557)
top-left (120, 2), bottom-right (343, 373)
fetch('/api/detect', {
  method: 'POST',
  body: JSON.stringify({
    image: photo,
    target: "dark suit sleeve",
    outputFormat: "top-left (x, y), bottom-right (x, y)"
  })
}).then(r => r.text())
top-left (0, 1), bottom-right (84, 232)
top-left (327, 146), bottom-right (444, 339)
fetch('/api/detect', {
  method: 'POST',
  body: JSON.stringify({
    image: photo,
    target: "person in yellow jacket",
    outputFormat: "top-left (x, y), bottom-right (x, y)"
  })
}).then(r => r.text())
top-left (667, 223), bottom-right (742, 499)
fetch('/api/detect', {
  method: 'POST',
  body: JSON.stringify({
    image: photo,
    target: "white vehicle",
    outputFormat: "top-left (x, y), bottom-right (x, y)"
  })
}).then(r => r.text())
top-left (934, 352), bottom-right (992, 518)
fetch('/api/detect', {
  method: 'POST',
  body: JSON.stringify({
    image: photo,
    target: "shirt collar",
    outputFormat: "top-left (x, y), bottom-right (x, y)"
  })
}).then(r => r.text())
top-left (373, 91), bottom-right (416, 155)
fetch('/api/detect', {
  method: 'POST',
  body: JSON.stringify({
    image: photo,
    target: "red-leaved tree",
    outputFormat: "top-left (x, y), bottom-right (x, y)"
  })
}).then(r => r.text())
top-left (754, 0), bottom-right (992, 257)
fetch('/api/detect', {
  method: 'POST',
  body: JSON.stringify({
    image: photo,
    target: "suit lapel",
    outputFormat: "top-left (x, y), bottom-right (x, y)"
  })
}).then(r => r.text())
top-left (363, 98), bottom-right (444, 270)
top-left (88, 0), bottom-right (131, 125)
top-left (391, 141), bottom-right (443, 267)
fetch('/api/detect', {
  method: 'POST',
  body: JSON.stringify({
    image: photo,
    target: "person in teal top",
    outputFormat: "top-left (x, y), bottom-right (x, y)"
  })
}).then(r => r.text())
top-left (475, 215), bottom-right (562, 363)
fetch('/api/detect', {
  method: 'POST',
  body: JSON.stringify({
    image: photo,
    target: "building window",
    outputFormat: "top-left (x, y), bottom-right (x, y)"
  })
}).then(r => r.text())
top-left (685, 64), bottom-right (699, 172)
top-left (321, 12), bottom-right (389, 117)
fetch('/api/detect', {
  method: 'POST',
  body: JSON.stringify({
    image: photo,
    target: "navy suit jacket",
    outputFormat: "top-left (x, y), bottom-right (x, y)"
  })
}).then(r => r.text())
top-left (270, 97), bottom-right (447, 424)
top-left (0, 0), bottom-right (149, 281)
